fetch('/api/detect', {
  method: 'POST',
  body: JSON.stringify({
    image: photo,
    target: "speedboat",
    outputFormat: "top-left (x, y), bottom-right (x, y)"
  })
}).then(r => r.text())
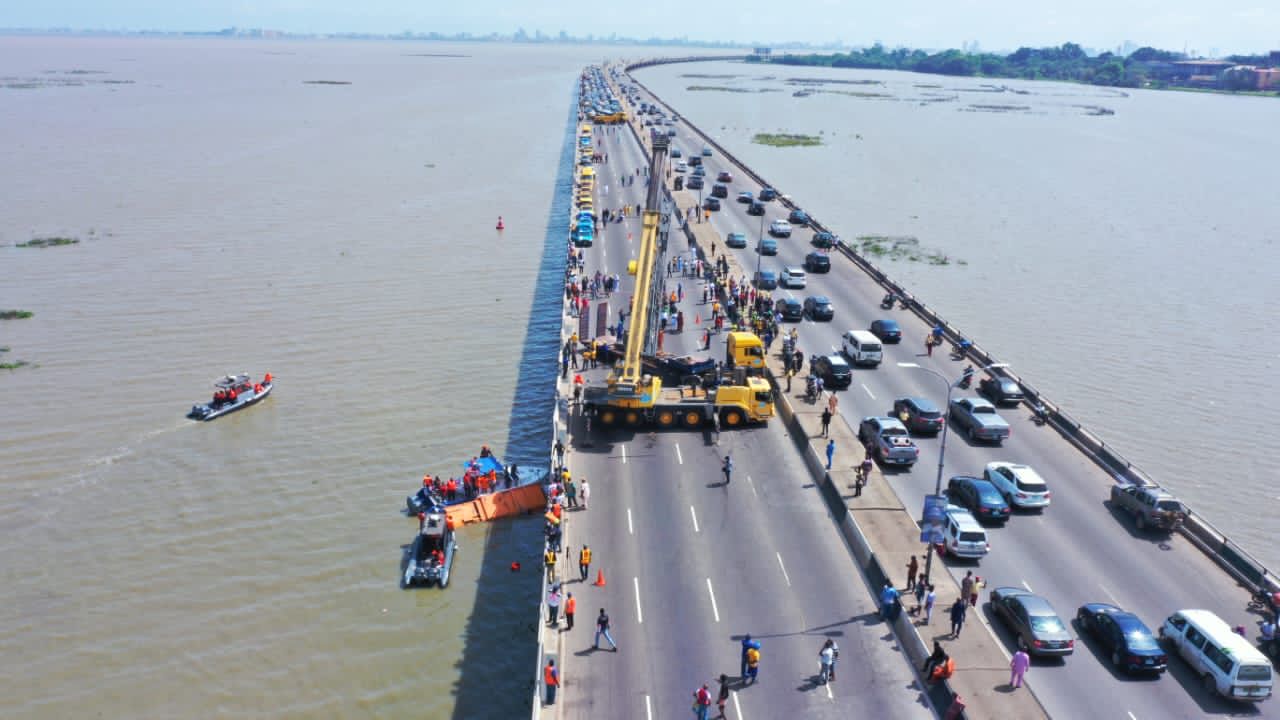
top-left (188, 373), bottom-right (273, 421)
top-left (403, 508), bottom-right (457, 588)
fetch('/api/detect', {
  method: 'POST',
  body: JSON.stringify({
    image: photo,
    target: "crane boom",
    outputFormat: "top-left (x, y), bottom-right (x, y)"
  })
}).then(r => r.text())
top-left (611, 133), bottom-right (668, 396)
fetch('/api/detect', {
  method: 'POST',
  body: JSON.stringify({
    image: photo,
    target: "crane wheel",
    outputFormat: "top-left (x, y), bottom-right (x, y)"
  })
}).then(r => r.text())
top-left (722, 409), bottom-right (744, 427)
top-left (599, 409), bottom-right (618, 426)
top-left (624, 411), bottom-right (642, 426)
top-left (657, 410), bottom-right (676, 427)
top-left (681, 410), bottom-right (703, 428)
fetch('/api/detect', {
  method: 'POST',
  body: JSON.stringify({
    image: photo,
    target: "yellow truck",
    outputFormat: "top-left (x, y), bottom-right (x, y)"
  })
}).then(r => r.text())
top-left (725, 331), bottom-right (766, 372)
top-left (585, 374), bottom-right (774, 429)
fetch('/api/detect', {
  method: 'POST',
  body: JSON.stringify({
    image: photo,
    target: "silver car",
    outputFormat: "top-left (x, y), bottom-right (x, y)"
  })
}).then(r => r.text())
top-left (984, 462), bottom-right (1051, 510)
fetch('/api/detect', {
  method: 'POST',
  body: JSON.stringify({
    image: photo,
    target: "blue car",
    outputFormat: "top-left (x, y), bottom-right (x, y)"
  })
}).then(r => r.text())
top-left (870, 319), bottom-right (902, 343)
top-left (573, 224), bottom-right (594, 248)
top-left (1076, 604), bottom-right (1167, 674)
top-left (757, 238), bottom-right (778, 255)
top-left (946, 475), bottom-right (1010, 523)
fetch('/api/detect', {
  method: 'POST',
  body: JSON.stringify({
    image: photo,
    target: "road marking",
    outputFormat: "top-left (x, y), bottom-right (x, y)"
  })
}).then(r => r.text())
top-left (861, 384), bottom-right (875, 400)
top-left (1127, 713), bottom-right (1137, 720)
top-left (627, 507), bottom-right (634, 535)
top-left (732, 691), bottom-right (743, 720)
top-left (747, 475), bottom-right (758, 497)
top-left (825, 679), bottom-right (834, 700)
top-left (1099, 583), bottom-right (1120, 605)
top-left (690, 505), bottom-right (700, 533)
top-left (634, 576), bottom-right (644, 624)
top-left (621, 444), bottom-right (627, 464)
top-left (675, 443), bottom-right (683, 465)
top-left (706, 578), bottom-right (721, 622)
top-left (645, 695), bottom-right (652, 720)
top-left (776, 552), bottom-right (792, 587)
top-left (1022, 580), bottom-right (1034, 593)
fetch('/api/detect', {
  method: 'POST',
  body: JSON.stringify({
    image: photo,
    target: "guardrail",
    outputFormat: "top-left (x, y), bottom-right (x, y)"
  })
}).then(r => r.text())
top-left (622, 60), bottom-right (1280, 620)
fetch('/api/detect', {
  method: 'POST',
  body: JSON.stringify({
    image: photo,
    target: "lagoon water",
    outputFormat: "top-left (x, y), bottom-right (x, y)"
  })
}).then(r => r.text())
top-left (2, 37), bottom-right (1278, 718)
top-left (636, 60), bottom-right (1280, 569)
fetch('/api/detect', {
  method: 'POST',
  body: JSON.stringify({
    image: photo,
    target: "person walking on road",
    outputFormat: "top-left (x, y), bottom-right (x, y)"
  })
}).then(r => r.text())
top-left (960, 572), bottom-right (974, 607)
top-left (827, 392), bottom-right (838, 416)
top-left (1010, 645), bottom-right (1031, 689)
top-left (818, 639), bottom-right (836, 684)
top-left (594, 608), bottom-right (617, 651)
top-left (693, 683), bottom-right (712, 720)
top-left (745, 643), bottom-right (760, 684)
top-left (544, 659), bottom-right (559, 706)
top-left (739, 635), bottom-right (758, 677)
top-left (856, 455), bottom-right (873, 496)
top-left (564, 592), bottom-right (576, 631)
top-left (820, 407), bottom-right (832, 437)
top-left (554, 439), bottom-right (565, 467)
top-left (722, 455), bottom-right (733, 485)
top-left (579, 478), bottom-right (589, 509)
top-left (825, 439), bottom-right (836, 470)
top-left (906, 556), bottom-right (920, 591)
top-left (925, 584), bottom-right (937, 624)
top-left (579, 545), bottom-right (592, 582)
top-left (566, 477), bottom-right (578, 509)
top-left (716, 674), bottom-right (730, 717)
top-left (949, 596), bottom-right (968, 638)
top-left (544, 547), bottom-right (557, 583)
top-left (879, 582), bottom-right (901, 622)
top-left (547, 585), bottom-right (561, 626)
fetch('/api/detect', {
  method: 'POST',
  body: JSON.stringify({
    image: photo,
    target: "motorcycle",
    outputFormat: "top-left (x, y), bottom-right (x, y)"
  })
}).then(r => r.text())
top-left (950, 339), bottom-right (972, 360)
top-left (880, 293), bottom-right (895, 310)
top-left (805, 376), bottom-right (818, 404)
top-left (958, 371), bottom-right (974, 390)
top-left (1031, 402), bottom-right (1049, 426)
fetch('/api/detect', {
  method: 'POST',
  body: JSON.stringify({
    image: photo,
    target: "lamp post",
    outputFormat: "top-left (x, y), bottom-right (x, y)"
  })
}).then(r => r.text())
top-left (755, 210), bottom-right (766, 278)
top-left (898, 361), bottom-right (1006, 587)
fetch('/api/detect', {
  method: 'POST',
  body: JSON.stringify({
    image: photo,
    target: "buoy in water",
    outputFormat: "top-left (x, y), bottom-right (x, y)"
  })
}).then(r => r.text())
top-left (496, 216), bottom-right (505, 231)
top-left (510, 561), bottom-right (522, 572)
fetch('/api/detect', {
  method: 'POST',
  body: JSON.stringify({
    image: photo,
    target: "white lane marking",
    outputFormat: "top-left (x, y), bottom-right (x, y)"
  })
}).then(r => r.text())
top-left (1022, 580), bottom-right (1034, 593)
top-left (645, 695), bottom-right (653, 720)
top-left (1126, 713), bottom-right (1137, 720)
top-left (675, 443), bottom-right (683, 465)
top-left (627, 507), bottom-right (634, 535)
top-left (706, 578), bottom-right (721, 622)
top-left (690, 505), bottom-right (701, 533)
top-left (1099, 583), bottom-right (1121, 605)
top-left (747, 475), bottom-right (758, 497)
top-left (776, 552), bottom-right (792, 587)
top-left (732, 691), bottom-right (743, 720)
top-left (621, 444), bottom-right (627, 464)
top-left (861, 384), bottom-right (875, 400)
top-left (634, 576), bottom-right (644, 624)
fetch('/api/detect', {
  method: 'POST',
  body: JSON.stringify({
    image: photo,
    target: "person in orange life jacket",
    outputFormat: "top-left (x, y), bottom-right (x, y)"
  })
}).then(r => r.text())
top-left (564, 592), bottom-right (577, 630)
top-left (543, 659), bottom-right (559, 706)
top-left (227, 388), bottom-right (238, 402)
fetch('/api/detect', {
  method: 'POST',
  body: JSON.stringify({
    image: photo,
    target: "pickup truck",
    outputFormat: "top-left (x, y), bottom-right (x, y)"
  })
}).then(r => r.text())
top-left (949, 397), bottom-right (1011, 444)
top-left (1110, 482), bottom-right (1187, 531)
top-left (642, 353), bottom-right (717, 386)
top-left (857, 416), bottom-right (919, 466)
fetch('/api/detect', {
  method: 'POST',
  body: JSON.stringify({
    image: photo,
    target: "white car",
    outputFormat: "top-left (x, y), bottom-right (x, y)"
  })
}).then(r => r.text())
top-left (779, 267), bottom-right (806, 288)
top-left (984, 462), bottom-right (1052, 510)
top-left (769, 219), bottom-right (792, 237)
top-left (675, 161), bottom-right (688, 173)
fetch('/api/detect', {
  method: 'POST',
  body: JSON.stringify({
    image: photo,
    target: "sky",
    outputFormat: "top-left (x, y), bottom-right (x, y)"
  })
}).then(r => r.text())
top-left (3, 0), bottom-right (1277, 56)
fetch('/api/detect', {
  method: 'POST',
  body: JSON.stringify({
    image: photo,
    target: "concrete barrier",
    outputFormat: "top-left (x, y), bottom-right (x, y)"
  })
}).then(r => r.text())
top-left (623, 59), bottom-right (1280, 610)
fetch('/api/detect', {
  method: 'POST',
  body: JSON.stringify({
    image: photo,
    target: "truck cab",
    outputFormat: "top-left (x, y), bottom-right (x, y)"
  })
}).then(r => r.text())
top-left (725, 331), bottom-right (765, 372)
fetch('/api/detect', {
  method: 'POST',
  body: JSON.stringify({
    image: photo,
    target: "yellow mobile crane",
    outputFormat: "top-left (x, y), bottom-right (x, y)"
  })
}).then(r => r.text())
top-left (583, 133), bottom-right (774, 430)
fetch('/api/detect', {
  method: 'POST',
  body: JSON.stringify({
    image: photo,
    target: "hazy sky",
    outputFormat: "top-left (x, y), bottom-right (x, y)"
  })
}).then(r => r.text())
top-left (5, 0), bottom-right (1277, 55)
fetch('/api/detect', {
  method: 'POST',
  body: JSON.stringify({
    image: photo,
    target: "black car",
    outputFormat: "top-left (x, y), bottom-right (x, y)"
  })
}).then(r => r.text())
top-left (711, 183), bottom-right (729, 199)
top-left (804, 252), bottom-right (831, 273)
top-left (725, 232), bottom-right (747, 249)
top-left (990, 588), bottom-right (1075, 657)
top-left (686, 176), bottom-right (704, 190)
top-left (689, 155), bottom-right (703, 167)
top-left (716, 171), bottom-right (733, 182)
top-left (893, 396), bottom-right (944, 434)
top-left (811, 231), bottom-right (836, 249)
top-left (759, 187), bottom-right (778, 201)
top-left (789, 209), bottom-right (810, 226)
top-left (812, 354), bottom-right (852, 389)
top-left (946, 475), bottom-right (1011, 523)
top-left (1075, 604), bottom-right (1167, 674)
top-left (703, 197), bottom-right (721, 211)
top-left (803, 296), bottom-right (834, 321)
top-left (979, 376), bottom-right (1025, 405)
top-left (870, 319), bottom-right (902, 343)
top-left (747, 201), bottom-right (765, 216)
top-left (774, 297), bottom-right (803, 322)
top-left (737, 191), bottom-right (754, 204)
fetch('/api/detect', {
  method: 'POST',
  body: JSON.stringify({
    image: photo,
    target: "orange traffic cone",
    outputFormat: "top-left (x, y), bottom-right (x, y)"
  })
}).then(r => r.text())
top-left (594, 569), bottom-right (607, 586)
top-left (695, 314), bottom-right (701, 324)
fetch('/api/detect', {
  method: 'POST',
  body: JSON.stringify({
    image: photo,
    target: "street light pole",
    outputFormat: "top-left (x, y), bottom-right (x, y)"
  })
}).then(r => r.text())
top-left (755, 211), bottom-right (766, 277)
top-left (898, 361), bottom-right (1006, 587)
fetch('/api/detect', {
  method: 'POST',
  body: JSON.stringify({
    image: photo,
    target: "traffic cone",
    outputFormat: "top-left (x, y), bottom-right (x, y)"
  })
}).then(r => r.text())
top-left (594, 569), bottom-right (607, 586)
top-left (695, 314), bottom-right (700, 324)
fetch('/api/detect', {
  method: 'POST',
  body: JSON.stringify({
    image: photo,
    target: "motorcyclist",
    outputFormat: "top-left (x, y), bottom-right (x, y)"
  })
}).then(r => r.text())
top-left (960, 365), bottom-right (975, 388)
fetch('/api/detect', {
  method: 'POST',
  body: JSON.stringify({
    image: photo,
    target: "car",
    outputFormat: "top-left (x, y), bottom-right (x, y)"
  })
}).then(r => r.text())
top-left (686, 176), bottom-right (705, 190)
top-left (813, 354), bottom-right (853, 390)
top-left (716, 171), bottom-right (733, 183)
top-left (737, 191), bottom-right (754, 204)
top-left (949, 397), bottom-right (1011, 444)
top-left (759, 187), bottom-right (778, 201)
top-left (692, 165), bottom-right (706, 176)
top-left (725, 232), bottom-right (748, 249)
top-left (803, 296), bottom-right (834, 321)
top-left (804, 252), bottom-right (831, 273)
top-left (753, 270), bottom-right (777, 290)
top-left (789, 209), bottom-right (810, 226)
top-left (858, 416), bottom-right (919, 465)
top-left (775, 297), bottom-right (803, 322)
top-left (757, 238), bottom-right (778, 255)
top-left (701, 146), bottom-right (713, 156)
top-left (689, 155), bottom-right (703, 167)
top-left (946, 475), bottom-right (1011, 523)
top-left (984, 462), bottom-right (1051, 510)
top-left (703, 197), bottom-right (721, 211)
top-left (666, 127), bottom-right (677, 137)
top-left (979, 376), bottom-right (1025, 406)
top-left (869, 319), bottom-right (902, 343)
top-left (675, 161), bottom-right (689, 173)
top-left (1076, 603), bottom-right (1167, 674)
top-left (671, 148), bottom-right (683, 158)
top-left (893, 396), bottom-right (945, 435)
top-left (711, 183), bottom-right (729, 198)
top-left (779, 266), bottom-right (806, 288)
top-left (768, 220), bottom-right (792, 237)
top-left (747, 201), bottom-right (765, 216)
top-left (1109, 482), bottom-right (1185, 531)
top-left (811, 231), bottom-right (836, 249)
top-left (990, 588), bottom-right (1075, 657)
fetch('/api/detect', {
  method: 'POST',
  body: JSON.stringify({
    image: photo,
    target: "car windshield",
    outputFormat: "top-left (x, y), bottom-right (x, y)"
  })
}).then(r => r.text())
top-left (1124, 629), bottom-right (1159, 650)
top-left (1156, 500), bottom-right (1184, 513)
top-left (1030, 615), bottom-right (1065, 633)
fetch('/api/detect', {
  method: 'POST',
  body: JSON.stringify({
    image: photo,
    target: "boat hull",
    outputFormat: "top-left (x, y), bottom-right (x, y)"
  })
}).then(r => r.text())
top-left (188, 382), bottom-right (273, 421)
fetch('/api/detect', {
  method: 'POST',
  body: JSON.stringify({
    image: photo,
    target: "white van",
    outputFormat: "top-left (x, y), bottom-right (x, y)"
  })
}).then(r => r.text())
top-left (842, 330), bottom-right (883, 367)
top-left (1160, 609), bottom-right (1273, 702)
top-left (934, 505), bottom-right (990, 559)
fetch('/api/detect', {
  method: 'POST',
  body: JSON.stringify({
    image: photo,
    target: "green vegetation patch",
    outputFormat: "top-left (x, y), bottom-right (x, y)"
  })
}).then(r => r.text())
top-left (0, 347), bottom-right (28, 370)
top-left (687, 85), bottom-right (752, 93)
top-left (826, 89), bottom-right (893, 98)
top-left (1, 310), bottom-right (34, 320)
top-left (304, 80), bottom-right (352, 85)
top-left (16, 236), bottom-right (79, 248)
top-left (856, 235), bottom-right (963, 265)
top-left (752, 133), bottom-right (823, 147)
